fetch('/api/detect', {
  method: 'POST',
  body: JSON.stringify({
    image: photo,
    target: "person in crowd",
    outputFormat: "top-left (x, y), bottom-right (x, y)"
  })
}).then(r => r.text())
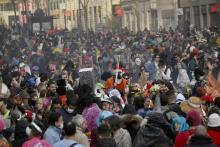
top-left (46, 80), bottom-right (57, 98)
top-left (100, 97), bottom-right (114, 112)
top-left (185, 125), bottom-right (217, 147)
top-left (133, 112), bottom-right (172, 147)
top-left (157, 60), bottom-right (172, 81)
top-left (207, 113), bottom-right (220, 147)
top-left (137, 97), bottom-right (153, 118)
top-left (22, 120), bottom-right (51, 147)
top-left (105, 69), bottom-right (127, 102)
top-left (11, 119), bottom-right (29, 147)
top-left (81, 93), bottom-right (101, 131)
top-left (0, 116), bottom-right (9, 147)
top-left (43, 112), bottom-right (63, 145)
top-left (105, 115), bottom-right (132, 147)
top-left (72, 114), bottom-right (90, 147)
top-left (53, 120), bottom-right (83, 147)
top-left (96, 124), bottom-right (117, 147)
top-left (120, 104), bottom-right (142, 142)
top-left (60, 97), bottom-right (77, 122)
top-left (174, 110), bottom-right (203, 147)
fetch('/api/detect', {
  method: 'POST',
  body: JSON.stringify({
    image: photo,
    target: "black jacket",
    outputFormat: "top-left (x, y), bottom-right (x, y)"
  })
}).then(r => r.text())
top-left (185, 135), bottom-right (217, 147)
top-left (133, 123), bottom-right (172, 147)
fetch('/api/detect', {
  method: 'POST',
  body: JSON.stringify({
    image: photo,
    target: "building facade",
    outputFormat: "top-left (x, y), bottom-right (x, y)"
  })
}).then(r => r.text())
top-left (179, 0), bottom-right (220, 29)
top-left (47, 0), bottom-right (120, 31)
top-left (121, 0), bottom-right (179, 32)
top-left (0, 0), bottom-right (19, 26)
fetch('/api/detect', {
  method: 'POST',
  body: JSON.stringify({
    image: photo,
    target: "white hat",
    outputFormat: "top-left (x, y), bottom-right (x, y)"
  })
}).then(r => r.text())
top-left (109, 89), bottom-right (121, 98)
top-left (207, 113), bottom-right (220, 127)
top-left (176, 93), bottom-right (186, 104)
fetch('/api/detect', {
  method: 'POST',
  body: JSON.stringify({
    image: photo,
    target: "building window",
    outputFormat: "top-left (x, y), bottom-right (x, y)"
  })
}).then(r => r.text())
top-left (73, 10), bottom-right (75, 20)
top-left (201, 5), bottom-right (207, 28)
top-left (193, 6), bottom-right (200, 28)
top-left (98, 6), bottom-right (101, 22)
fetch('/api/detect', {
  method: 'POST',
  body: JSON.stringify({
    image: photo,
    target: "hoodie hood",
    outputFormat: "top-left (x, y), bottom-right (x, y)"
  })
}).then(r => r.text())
top-left (120, 114), bottom-right (142, 129)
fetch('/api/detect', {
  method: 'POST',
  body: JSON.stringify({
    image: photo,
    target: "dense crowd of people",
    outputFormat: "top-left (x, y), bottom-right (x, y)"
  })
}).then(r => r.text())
top-left (0, 24), bottom-right (219, 147)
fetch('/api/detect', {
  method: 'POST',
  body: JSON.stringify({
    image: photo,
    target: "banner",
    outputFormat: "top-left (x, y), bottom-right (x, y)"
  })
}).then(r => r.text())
top-left (112, 5), bottom-right (124, 17)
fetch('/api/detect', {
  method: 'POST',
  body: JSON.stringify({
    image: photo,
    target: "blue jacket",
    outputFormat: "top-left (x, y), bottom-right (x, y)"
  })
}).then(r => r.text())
top-left (43, 126), bottom-right (62, 145)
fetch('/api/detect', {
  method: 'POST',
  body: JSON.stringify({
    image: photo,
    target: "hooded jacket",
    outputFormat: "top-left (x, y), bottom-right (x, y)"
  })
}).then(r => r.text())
top-left (120, 114), bottom-right (142, 142)
top-left (133, 123), bottom-right (172, 147)
top-left (114, 128), bottom-right (132, 147)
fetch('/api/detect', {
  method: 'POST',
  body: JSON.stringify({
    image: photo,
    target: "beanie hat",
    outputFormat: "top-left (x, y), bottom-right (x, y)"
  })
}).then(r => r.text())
top-left (186, 110), bottom-right (202, 126)
top-left (146, 112), bottom-right (167, 126)
top-left (207, 113), bottom-right (220, 127)
top-left (97, 111), bottom-right (113, 127)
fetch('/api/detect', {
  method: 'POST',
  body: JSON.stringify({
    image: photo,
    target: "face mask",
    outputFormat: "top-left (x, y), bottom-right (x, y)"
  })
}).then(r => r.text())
top-left (58, 123), bottom-right (63, 129)
top-left (25, 127), bottom-right (32, 137)
top-left (66, 108), bottom-right (74, 113)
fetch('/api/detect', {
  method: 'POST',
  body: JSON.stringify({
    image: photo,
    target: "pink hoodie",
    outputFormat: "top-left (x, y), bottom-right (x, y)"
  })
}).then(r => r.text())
top-left (22, 137), bottom-right (51, 147)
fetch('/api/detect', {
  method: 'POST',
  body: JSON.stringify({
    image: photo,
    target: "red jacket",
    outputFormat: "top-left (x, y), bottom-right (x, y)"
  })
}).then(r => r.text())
top-left (174, 129), bottom-right (195, 147)
top-left (208, 129), bottom-right (220, 147)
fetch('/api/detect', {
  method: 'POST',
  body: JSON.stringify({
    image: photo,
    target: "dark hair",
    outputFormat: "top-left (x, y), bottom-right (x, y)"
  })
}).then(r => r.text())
top-left (215, 97), bottom-right (220, 109)
top-left (160, 93), bottom-right (168, 106)
top-left (133, 96), bottom-right (145, 110)
top-left (97, 124), bottom-right (112, 138)
top-left (122, 104), bottom-right (136, 115)
top-left (52, 98), bottom-right (61, 105)
top-left (14, 119), bottom-right (29, 139)
top-left (158, 60), bottom-right (165, 67)
top-left (64, 121), bottom-right (76, 136)
top-left (47, 80), bottom-right (56, 87)
top-left (30, 120), bottom-right (45, 136)
top-left (48, 112), bottom-right (62, 126)
top-left (39, 73), bottom-right (48, 83)
top-left (105, 115), bottom-right (121, 132)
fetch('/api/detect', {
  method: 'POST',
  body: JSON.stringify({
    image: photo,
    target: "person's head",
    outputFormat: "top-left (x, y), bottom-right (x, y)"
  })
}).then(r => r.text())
top-left (144, 98), bottom-right (152, 109)
top-left (195, 125), bottom-right (208, 136)
top-left (65, 97), bottom-right (77, 113)
top-left (47, 80), bottom-right (57, 95)
top-left (97, 124), bottom-right (112, 138)
top-left (155, 55), bottom-right (160, 63)
top-left (105, 115), bottom-right (121, 132)
top-left (14, 119), bottom-right (28, 139)
top-left (122, 104), bottom-right (136, 115)
top-left (101, 98), bottom-right (113, 111)
top-left (61, 70), bottom-right (68, 81)
top-left (63, 120), bottom-right (76, 137)
top-left (72, 114), bottom-right (87, 131)
top-left (39, 72), bottom-right (48, 83)
top-left (158, 60), bottom-right (166, 69)
top-left (25, 120), bottom-right (45, 138)
top-left (51, 98), bottom-right (62, 112)
top-left (19, 91), bottom-right (30, 105)
top-left (48, 112), bottom-right (63, 129)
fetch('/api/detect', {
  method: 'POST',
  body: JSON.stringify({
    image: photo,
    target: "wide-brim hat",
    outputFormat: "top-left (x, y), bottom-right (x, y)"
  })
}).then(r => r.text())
top-left (180, 97), bottom-right (205, 115)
